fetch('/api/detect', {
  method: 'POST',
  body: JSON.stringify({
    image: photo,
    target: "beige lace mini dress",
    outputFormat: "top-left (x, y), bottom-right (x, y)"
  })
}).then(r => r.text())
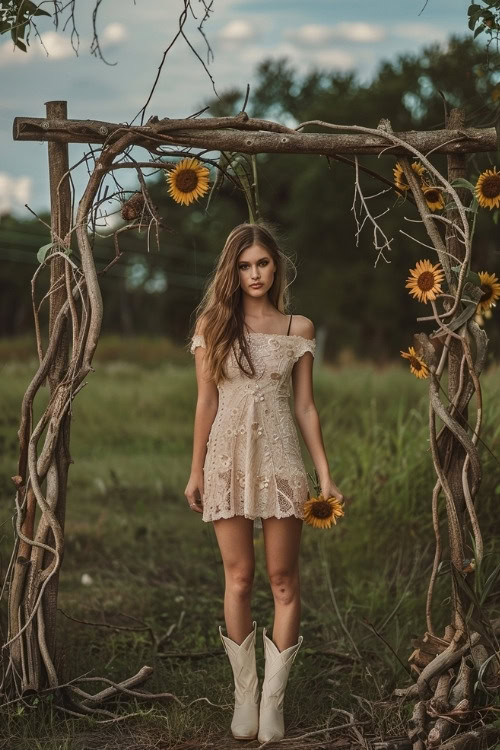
top-left (190, 314), bottom-right (316, 528)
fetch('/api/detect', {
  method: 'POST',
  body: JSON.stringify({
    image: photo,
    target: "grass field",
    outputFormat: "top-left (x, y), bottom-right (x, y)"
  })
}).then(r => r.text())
top-left (1, 338), bottom-right (499, 749)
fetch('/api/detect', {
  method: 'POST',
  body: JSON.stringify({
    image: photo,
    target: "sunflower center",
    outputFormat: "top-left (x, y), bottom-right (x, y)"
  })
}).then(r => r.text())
top-left (312, 500), bottom-right (333, 519)
top-left (410, 357), bottom-right (422, 370)
top-left (480, 175), bottom-right (500, 198)
top-left (480, 284), bottom-right (492, 302)
top-left (418, 271), bottom-right (435, 291)
top-left (175, 169), bottom-right (199, 193)
top-left (425, 189), bottom-right (440, 203)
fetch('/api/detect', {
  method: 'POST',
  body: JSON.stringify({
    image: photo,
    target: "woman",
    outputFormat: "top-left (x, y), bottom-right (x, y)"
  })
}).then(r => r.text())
top-left (185, 221), bottom-right (344, 742)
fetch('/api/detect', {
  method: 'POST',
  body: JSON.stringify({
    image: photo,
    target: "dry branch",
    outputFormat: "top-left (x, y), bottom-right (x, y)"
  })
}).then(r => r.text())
top-left (13, 114), bottom-right (497, 154)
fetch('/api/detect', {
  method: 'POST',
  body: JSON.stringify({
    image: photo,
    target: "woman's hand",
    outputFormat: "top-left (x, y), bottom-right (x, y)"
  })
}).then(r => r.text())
top-left (184, 472), bottom-right (204, 514)
top-left (320, 477), bottom-right (345, 505)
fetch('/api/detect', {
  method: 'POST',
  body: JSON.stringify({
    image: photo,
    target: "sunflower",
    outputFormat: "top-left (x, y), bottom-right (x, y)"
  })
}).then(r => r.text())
top-left (303, 494), bottom-right (345, 529)
top-left (405, 259), bottom-right (445, 303)
top-left (400, 347), bottom-right (429, 379)
top-left (393, 161), bottom-right (426, 193)
top-left (475, 167), bottom-right (500, 209)
top-left (165, 157), bottom-right (210, 206)
top-left (422, 185), bottom-right (445, 211)
top-left (476, 271), bottom-right (500, 314)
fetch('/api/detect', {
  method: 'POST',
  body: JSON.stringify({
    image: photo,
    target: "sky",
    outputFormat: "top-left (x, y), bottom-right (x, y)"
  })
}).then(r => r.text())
top-left (0, 0), bottom-right (470, 218)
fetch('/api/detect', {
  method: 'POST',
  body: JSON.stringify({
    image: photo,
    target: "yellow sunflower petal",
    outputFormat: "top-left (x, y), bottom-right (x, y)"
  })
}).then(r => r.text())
top-left (303, 494), bottom-right (344, 529)
top-left (165, 157), bottom-right (210, 206)
top-left (400, 346), bottom-right (429, 379)
top-left (475, 167), bottom-right (500, 209)
top-left (476, 271), bottom-right (500, 313)
top-left (405, 259), bottom-right (445, 303)
top-left (393, 161), bottom-right (426, 194)
top-left (422, 186), bottom-right (445, 211)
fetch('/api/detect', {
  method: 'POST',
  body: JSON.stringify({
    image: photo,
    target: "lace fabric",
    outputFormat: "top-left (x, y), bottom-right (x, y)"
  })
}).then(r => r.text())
top-left (190, 331), bottom-right (316, 528)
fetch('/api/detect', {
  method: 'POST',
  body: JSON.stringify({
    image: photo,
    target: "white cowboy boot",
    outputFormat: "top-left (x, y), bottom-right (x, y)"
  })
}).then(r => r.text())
top-left (257, 626), bottom-right (303, 743)
top-left (219, 620), bottom-right (260, 740)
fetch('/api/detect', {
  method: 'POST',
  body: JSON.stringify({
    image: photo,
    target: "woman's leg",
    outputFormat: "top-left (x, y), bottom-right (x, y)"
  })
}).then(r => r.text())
top-left (261, 515), bottom-right (303, 650)
top-left (213, 516), bottom-right (255, 643)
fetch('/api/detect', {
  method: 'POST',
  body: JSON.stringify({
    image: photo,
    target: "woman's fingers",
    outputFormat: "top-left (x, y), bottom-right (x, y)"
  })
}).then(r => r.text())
top-left (185, 486), bottom-right (204, 512)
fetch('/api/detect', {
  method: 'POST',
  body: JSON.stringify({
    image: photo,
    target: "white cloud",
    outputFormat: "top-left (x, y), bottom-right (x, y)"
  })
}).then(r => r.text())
top-left (391, 23), bottom-right (447, 41)
top-left (38, 31), bottom-right (76, 59)
top-left (286, 24), bottom-right (332, 46)
top-left (0, 23), bottom-right (126, 67)
top-left (0, 173), bottom-right (33, 216)
top-left (0, 40), bottom-right (32, 66)
top-left (0, 31), bottom-right (75, 65)
top-left (314, 49), bottom-right (356, 69)
top-left (236, 41), bottom-right (355, 72)
top-left (101, 22), bottom-right (128, 46)
top-left (218, 19), bottom-right (256, 42)
top-left (340, 22), bottom-right (385, 43)
top-left (285, 22), bottom-right (386, 46)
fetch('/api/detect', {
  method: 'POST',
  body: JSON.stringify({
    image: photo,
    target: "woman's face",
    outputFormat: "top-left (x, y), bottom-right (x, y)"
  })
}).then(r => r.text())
top-left (237, 243), bottom-right (276, 297)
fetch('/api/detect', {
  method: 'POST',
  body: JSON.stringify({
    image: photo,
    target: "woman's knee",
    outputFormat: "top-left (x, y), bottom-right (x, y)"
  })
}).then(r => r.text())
top-left (268, 568), bottom-right (300, 604)
top-left (225, 566), bottom-right (255, 597)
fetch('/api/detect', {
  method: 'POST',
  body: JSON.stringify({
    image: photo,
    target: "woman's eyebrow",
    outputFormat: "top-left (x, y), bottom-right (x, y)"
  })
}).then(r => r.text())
top-left (239, 257), bottom-right (269, 264)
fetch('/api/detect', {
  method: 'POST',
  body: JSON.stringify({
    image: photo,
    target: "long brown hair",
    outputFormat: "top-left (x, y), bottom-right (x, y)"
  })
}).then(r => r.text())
top-left (189, 221), bottom-right (296, 384)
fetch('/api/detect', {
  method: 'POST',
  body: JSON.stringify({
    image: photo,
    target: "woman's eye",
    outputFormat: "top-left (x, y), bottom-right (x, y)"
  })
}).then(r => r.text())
top-left (239, 261), bottom-right (268, 270)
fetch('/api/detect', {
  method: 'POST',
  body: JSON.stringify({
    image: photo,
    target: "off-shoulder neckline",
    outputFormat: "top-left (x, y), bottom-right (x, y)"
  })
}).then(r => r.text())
top-left (192, 332), bottom-right (315, 343)
top-left (246, 332), bottom-right (315, 343)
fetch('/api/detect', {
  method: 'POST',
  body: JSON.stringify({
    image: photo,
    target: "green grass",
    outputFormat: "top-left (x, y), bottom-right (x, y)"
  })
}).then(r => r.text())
top-left (1, 340), bottom-right (499, 749)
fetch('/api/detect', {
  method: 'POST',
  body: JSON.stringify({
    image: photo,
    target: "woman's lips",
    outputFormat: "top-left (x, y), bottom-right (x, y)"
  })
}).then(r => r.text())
top-left (250, 283), bottom-right (263, 288)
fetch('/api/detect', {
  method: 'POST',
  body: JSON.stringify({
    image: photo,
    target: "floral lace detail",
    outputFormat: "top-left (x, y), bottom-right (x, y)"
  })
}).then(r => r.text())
top-left (190, 330), bottom-right (316, 527)
top-left (190, 333), bottom-right (206, 354)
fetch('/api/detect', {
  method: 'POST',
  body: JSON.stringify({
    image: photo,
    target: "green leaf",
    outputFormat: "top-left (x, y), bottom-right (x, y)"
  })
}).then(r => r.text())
top-left (37, 243), bottom-right (53, 264)
top-left (480, 562), bottom-right (500, 605)
top-left (450, 265), bottom-right (482, 286)
top-left (474, 23), bottom-right (486, 37)
top-left (455, 270), bottom-right (482, 287)
top-left (468, 3), bottom-right (482, 13)
top-left (467, 270), bottom-right (482, 285)
top-left (205, 152), bottom-right (228, 213)
top-left (21, 0), bottom-right (51, 19)
top-left (450, 177), bottom-right (476, 191)
top-left (476, 653), bottom-right (498, 696)
top-left (440, 299), bottom-right (478, 331)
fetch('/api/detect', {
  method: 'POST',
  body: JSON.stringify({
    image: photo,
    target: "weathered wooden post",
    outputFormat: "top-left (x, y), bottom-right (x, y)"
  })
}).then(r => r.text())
top-left (42, 99), bottom-right (73, 673)
top-left (8, 101), bottom-right (73, 692)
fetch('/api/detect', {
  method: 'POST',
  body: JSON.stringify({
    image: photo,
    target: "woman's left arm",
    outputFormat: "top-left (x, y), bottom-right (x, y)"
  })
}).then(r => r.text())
top-left (292, 320), bottom-right (344, 502)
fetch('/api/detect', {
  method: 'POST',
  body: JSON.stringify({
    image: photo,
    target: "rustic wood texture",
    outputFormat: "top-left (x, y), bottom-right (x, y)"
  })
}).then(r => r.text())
top-left (13, 114), bottom-right (497, 154)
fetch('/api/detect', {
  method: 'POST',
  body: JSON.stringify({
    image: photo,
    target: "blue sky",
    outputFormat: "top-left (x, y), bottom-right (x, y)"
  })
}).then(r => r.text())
top-left (0, 0), bottom-right (469, 217)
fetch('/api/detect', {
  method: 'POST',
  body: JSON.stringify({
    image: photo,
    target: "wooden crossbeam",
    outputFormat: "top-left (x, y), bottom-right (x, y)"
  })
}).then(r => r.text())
top-left (13, 113), bottom-right (497, 155)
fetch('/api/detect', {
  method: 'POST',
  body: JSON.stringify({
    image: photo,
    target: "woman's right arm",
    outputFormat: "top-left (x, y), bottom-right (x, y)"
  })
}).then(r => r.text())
top-left (185, 327), bottom-right (218, 512)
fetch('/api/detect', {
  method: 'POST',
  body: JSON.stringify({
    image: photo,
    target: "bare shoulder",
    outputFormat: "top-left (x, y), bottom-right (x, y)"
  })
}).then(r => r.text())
top-left (291, 315), bottom-right (315, 340)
